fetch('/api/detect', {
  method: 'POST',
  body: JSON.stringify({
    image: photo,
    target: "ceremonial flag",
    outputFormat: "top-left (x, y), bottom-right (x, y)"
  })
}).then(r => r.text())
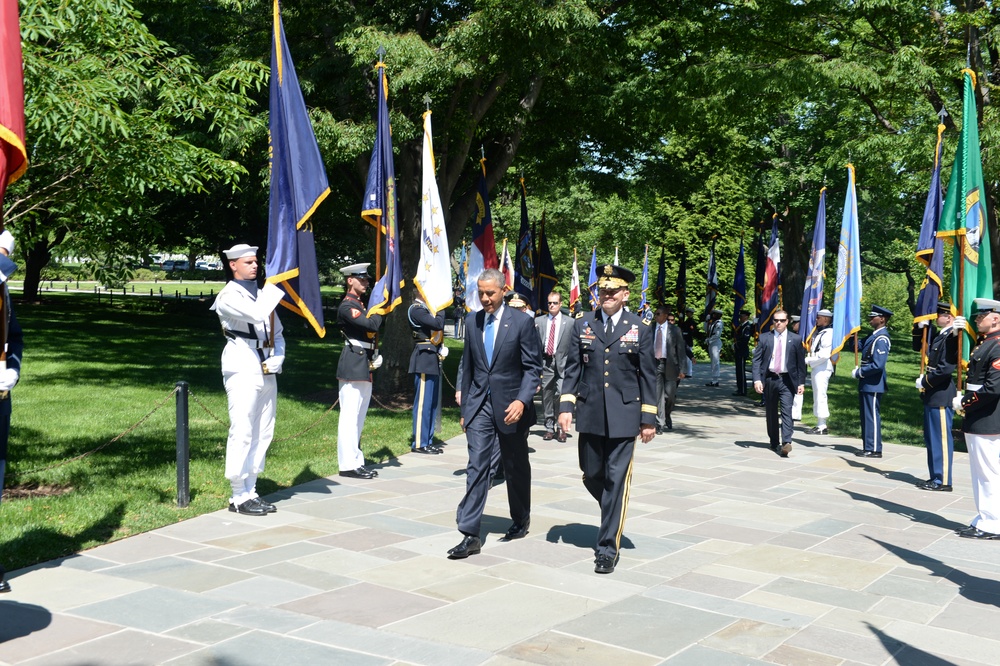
top-left (731, 236), bottom-right (746, 332)
top-left (0, 0), bottom-right (27, 209)
top-left (831, 164), bottom-right (863, 360)
top-left (614, 247), bottom-right (620, 264)
top-left (363, 53), bottom-right (403, 317)
top-left (514, 178), bottom-right (536, 309)
top-left (638, 244), bottom-right (650, 316)
top-left (588, 246), bottom-right (599, 310)
top-left (914, 125), bottom-right (946, 334)
top-left (413, 109), bottom-right (453, 316)
top-left (675, 245), bottom-right (687, 315)
top-left (938, 69), bottom-right (993, 362)
top-left (704, 238), bottom-right (718, 319)
top-left (265, 0), bottom-right (329, 337)
top-left (654, 249), bottom-right (665, 306)
top-left (569, 248), bottom-right (581, 312)
top-left (536, 214), bottom-right (557, 311)
top-left (753, 229), bottom-right (766, 331)
top-left (800, 188), bottom-right (827, 348)
top-left (758, 215), bottom-right (781, 335)
top-left (500, 238), bottom-right (515, 289)
top-left (465, 158), bottom-right (499, 312)
top-left (456, 242), bottom-right (467, 305)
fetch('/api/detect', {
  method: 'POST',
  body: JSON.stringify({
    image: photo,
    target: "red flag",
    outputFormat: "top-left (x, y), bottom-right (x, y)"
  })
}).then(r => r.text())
top-left (1, 0), bottom-right (28, 211)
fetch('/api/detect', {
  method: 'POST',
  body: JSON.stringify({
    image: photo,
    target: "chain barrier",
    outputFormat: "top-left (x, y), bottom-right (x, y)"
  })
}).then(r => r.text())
top-left (7, 386), bottom-right (181, 481)
top-left (187, 389), bottom-right (342, 443)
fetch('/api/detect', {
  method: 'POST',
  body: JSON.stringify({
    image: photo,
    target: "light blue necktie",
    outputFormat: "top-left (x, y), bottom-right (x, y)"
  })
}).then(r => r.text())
top-left (484, 313), bottom-right (495, 362)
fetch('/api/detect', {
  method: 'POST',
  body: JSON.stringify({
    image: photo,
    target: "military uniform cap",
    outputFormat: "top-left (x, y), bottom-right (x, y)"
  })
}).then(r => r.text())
top-left (817, 308), bottom-right (833, 317)
top-left (340, 263), bottom-right (371, 278)
top-left (710, 308), bottom-right (723, 316)
top-left (685, 307), bottom-right (694, 313)
top-left (936, 302), bottom-right (954, 314)
top-left (974, 298), bottom-right (1000, 314)
top-left (596, 264), bottom-right (635, 289)
top-left (868, 305), bottom-right (893, 318)
top-left (739, 309), bottom-right (750, 316)
top-left (223, 243), bottom-right (258, 260)
top-left (505, 292), bottom-right (529, 308)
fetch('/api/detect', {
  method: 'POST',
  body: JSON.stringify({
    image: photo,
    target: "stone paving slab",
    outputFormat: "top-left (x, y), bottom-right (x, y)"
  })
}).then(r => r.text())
top-left (5, 367), bottom-right (1000, 665)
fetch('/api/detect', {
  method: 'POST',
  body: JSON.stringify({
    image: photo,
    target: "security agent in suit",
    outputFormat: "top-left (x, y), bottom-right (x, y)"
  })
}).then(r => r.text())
top-left (336, 263), bottom-right (383, 479)
top-left (652, 306), bottom-right (686, 433)
top-left (559, 264), bottom-right (657, 574)
top-left (210, 244), bottom-right (286, 516)
top-left (733, 310), bottom-right (753, 396)
top-left (851, 305), bottom-right (892, 457)
top-left (0, 237), bottom-right (23, 593)
top-left (805, 309), bottom-right (834, 434)
top-left (536, 290), bottom-right (574, 441)
top-left (752, 309), bottom-right (806, 457)
top-left (953, 299), bottom-right (1000, 539)
top-left (408, 295), bottom-right (447, 454)
top-left (790, 315), bottom-right (804, 420)
top-left (914, 303), bottom-right (959, 491)
top-left (448, 268), bottom-right (542, 559)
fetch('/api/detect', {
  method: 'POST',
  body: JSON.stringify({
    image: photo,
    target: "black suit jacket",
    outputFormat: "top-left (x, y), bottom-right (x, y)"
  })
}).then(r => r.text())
top-left (751, 330), bottom-right (806, 388)
top-left (460, 306), bottom-right (542, 433)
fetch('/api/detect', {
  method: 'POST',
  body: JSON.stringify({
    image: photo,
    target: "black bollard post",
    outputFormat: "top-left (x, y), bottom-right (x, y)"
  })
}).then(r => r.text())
top-left (176, 381), bottom-right (190, 507)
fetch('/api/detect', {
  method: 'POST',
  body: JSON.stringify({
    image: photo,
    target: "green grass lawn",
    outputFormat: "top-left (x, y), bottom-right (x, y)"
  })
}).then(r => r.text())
top-left (1, 292), bottom-right (463, 571)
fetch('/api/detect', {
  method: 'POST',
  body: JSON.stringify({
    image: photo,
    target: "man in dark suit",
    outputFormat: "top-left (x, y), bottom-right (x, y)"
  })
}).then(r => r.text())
top-left (448, 268), bottom-right (542, 559)
top-left (652, 306), bottom-right (686, 433)
top-left (536, 291), bottom-right (574, 441)
top-left (915, 302), bottom-right (960, 491)
top-left (752, 309), bottom-right (806, 457)
top-left (559, 264), bottom-right (657, 574)
top-left (852, 305), bottom-right (892, 458)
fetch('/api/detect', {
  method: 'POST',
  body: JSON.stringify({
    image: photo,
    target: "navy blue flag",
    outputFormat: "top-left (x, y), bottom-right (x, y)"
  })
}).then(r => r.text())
top-left (914, 125), bottom-right (946, 329)
top-left (515, 178), bottom-right (536, 310)
top-left (731, 236), bottom-right (746, 332)
top-left (588, 247), bottom-right (599, 310)
top-left (265, 0), bottom-right (329, 337)
top-left (654, 248), bottom-right (665, 305)
top-left (704, 238), bottom-right (718, 318)
top-left (753, 229), bottom-right (766, 338)
top-left (536, 214), bottom-right (557, 312)
top-left (675, 245), bottom-right (687, 315)
top-left (638, 244), bottom-right (650, 316)
top-left (363, 56), bottom-right (402, 316)
top-left (800, 188), bottom-right (827, 348)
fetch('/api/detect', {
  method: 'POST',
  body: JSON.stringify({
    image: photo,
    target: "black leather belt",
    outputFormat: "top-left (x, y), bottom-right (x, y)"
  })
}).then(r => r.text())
top-left (766, 371), bottom-right (787, 379)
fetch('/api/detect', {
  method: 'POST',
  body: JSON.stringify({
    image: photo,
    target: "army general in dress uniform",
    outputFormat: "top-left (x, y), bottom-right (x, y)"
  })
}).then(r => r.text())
top-left (408, 295), bottom-right (447, 454)
top-left (559, 264), bottom-right (657, 574)
top-left (851, 305), bottom-right (892, 458)
top-left (336, 263), bottom-right (382, 480)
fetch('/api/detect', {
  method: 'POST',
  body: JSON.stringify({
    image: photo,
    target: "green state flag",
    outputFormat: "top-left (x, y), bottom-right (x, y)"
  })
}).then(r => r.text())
top-left (938, 68), bottom-right (993, 363)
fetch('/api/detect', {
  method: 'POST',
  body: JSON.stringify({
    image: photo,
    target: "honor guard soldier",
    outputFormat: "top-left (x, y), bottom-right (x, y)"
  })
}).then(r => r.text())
top-left (211, 244), bottom-right (285, 516)
top-left (408, 295), bottom-right (447, 454)
top-left (705, 309), bottom-right (723, 386)
top-left (915, 303), bottom-right (960, 491)
top-left (852, 305), bottom-right (892, 458)
top-left (954, 299), bottom-right (1000, 539)
top-left (559, 264), bottom-right (657, 574)
top-left (733, 310), bottom-right (753, 396)
top-left (336, 263), bottom-right (382, 479)
top-left (0, 237), bottom-right (24, 593)
top-left (805, 309), bottom-right (834, 434)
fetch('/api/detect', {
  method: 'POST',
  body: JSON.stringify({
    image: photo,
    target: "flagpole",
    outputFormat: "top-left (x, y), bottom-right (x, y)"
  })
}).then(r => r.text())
top-left (957, 233), bottom-right (965, 390)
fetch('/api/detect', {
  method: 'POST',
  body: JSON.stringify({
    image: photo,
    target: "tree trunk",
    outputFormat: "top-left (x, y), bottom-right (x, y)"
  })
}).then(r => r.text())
top-left (21, 238), bottom-right (53, 301)
top-left (780, 208), bottom-right (808, 314)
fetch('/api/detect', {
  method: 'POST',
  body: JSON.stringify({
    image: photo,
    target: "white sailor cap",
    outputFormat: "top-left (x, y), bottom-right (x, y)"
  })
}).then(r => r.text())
top-left (974, 298), bottom-right (1000, 315)
top-left (340, 263), bottom-right (371, 278)
top-left (223, 243), bottom-right (258, 260)
top-left (817, 309), bottom-right (833, 317)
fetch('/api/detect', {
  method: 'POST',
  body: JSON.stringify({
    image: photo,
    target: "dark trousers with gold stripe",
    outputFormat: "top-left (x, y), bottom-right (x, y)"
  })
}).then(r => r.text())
top-left (923, 406), bottom-right (954, 486)
top-left (578, 433), bottom-right (635, 561)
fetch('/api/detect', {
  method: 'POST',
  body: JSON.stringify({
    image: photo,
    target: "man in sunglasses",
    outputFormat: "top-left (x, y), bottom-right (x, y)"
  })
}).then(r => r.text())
top-left (536, 291), bottom-right (574, 442)
top-left (752, 309), bottom-right (806, 457)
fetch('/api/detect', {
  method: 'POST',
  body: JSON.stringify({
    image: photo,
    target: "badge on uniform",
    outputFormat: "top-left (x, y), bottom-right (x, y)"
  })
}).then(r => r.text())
top-left (619, 324), bottom-right (639, 345)
top-left (351, 308), bottom-right (362, 318)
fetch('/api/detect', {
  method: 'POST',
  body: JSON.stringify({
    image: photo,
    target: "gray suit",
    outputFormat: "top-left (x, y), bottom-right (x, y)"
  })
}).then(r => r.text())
top-left (535, 312), bottom-right (574, 433)
top-left (653, 321), bottom-right (685, 429)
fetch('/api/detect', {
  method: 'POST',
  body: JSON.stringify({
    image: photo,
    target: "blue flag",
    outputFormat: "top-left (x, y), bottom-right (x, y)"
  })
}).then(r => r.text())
top-left (265, 0), bottom-right (329, 337)
top-left (363, 57), bottom-right (402, 316)
top-left (514, 178), bottom-right (536, 309)
top-left (588, 247), bottom-right (599, 310)
top-left (831, 164), bottom-right (862, 360)
top-left (638, 244), bottom-right (650, 316)
top-left (731, 237), bottom-right (746, 332)
top-left (913, 125), bottom-right (946, 331)
top-left (537, 215), bottom-right (557, 312)
top-left (704, 238), bottom-right (718, 318)
top-left (753, 229), bottom-right (766, 332)
top-left (800, 188), bottom-right (827, 348)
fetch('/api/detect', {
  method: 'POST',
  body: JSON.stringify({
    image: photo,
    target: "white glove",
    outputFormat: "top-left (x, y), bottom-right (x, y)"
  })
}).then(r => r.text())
top-left (370, 353), bottom-right (383, 370)
top-left (915, 375), bottom-right (924, 390)
top-left (851, 367), bottom-right (860, 379)
top-left (438, 346), bottom-right (450, 359)
top-left (805, 354), bottom-right (816, 364)
top-left (262, 355), bottom-right (284, 374)
top-left (916, 320), bottom-right (929, 329)
top-left (952, 395), bottom-right (964, 412)
top-left (0, 229), bottom-right (13, 256)
top-left (0, 368), bottom-right (19, 391)
top-left (953, 316), bottom-right (967, 334)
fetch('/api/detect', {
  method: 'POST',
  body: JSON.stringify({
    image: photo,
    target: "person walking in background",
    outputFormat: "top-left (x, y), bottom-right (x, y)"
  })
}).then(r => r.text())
top-left (679, 307), bottom-right (697, 379)
top-left (536, 291), bottom-right (574, 442)
top-left (705, 308), bottom-right (723, 387)
top-left (752, 309), bottom-right (806, 457)
top-left (805, 309), bottom-right (834, 434)
top-left (733, 309), bottom-right (753, 396)
top-left (852, 305), bottom-right (892, 458)
top-left (652, 306), bottom-right (686, 433)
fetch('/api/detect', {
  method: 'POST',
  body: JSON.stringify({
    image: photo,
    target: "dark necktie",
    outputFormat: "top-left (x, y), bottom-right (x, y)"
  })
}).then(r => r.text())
top-left (605, 315), bottom-right (613, 337)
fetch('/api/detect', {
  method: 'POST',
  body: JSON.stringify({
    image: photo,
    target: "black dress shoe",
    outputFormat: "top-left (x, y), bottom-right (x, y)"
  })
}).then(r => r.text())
top-left (543, 431), bottom-right (555, 441)
top-left (412, 446), bottom-right (443, 455)
top-left (340, 466), bottom-right (378, 479)
top-left (556, 431), bottom-right (567, 442)
top-left (447, 534), bottom-right (482, 558)
top-left (594, 554), bottom-right (616, 574)
top-left (256, 498), bottom-right (278, 513)
top-left (500, 518), bottom-right (530, 541)
top-left (958, 527), bottom-right (1000, 540)
top-left (655, 426), bottom-right (663, 435)
top-left (917, 480), bottom-right (953, 492)
top-left (0, 565), bottom-right (9, 593)
top-left (770, 443), bottom-right (779, 451)
top-left (854, 450), bottom-right (882, 458)
top-left (229, 497), bottom-right (269, 516)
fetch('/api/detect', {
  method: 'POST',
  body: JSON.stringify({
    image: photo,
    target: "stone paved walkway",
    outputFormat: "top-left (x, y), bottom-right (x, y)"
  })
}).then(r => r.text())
top-left (3, 366), bottom-right (1000, 665)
